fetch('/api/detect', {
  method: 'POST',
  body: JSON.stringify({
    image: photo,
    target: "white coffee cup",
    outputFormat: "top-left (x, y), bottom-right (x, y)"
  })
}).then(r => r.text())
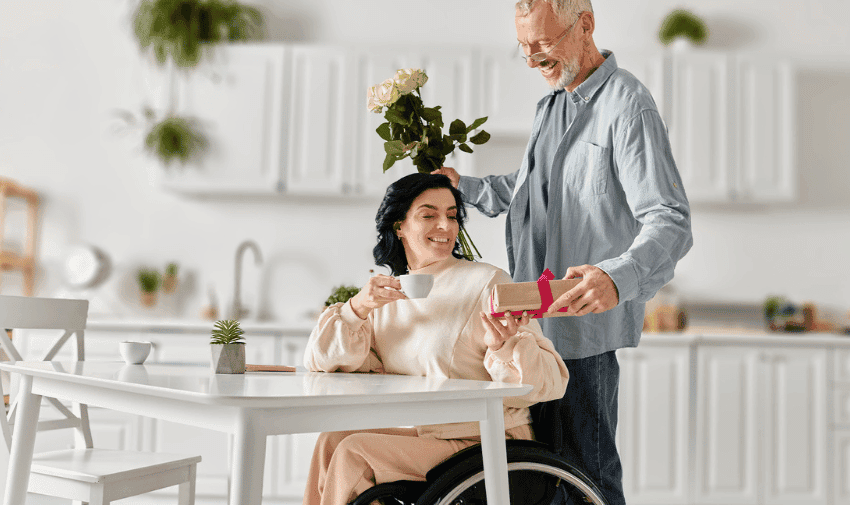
top-left (119, 341), bottom-right (152, 365)
top-left (398, 274), bottom-right (434, 299)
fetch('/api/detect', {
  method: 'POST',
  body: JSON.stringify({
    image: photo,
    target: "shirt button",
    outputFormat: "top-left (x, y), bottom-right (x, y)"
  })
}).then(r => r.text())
top-left (584, 96), bottom-right (590, 101)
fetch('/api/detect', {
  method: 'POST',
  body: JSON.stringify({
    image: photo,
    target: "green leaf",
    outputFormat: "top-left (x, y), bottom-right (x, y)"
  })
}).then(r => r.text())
top-left (449, 119), bottom-right (466, 136)
top-left (385, 108), bottom-right (410, 126)
top-left (458, 143), bottom-right (473, 154)
top-left (420, 107), bottom-right (442, 122)
top-left (466, 116), bottom-right (488, 132)
top-left (384, 140), bottom-right (405, 156)
top-left (469, 130), bottom-right (491, 145)
top-left (376, 122), bottom-right (392, 141)
top-left (383, 153), bottom-right (397, 172)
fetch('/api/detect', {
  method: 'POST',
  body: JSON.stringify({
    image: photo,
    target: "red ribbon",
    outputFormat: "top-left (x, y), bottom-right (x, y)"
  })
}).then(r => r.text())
top-left (490, 268), bottom-right (561, 320)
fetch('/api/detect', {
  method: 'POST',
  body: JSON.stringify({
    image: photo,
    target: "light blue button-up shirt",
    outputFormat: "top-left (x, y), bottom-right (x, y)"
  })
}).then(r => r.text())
top-left (459, 51), bottom-right (693, 359)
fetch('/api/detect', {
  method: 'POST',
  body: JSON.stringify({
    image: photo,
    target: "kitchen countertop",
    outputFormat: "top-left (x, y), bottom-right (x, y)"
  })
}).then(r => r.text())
top-left (86, 317), bottom-right (317, 335)
top-left (640, 326), bottom-right (850, 346)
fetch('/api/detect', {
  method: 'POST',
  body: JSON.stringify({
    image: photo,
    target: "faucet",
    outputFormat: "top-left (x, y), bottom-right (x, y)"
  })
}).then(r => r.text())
top-left (230, 240), bottom-right (263, 320)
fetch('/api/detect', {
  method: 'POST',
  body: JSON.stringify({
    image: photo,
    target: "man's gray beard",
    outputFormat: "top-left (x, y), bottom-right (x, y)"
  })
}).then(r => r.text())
top-left (550, 57), bottom-right (581, 90)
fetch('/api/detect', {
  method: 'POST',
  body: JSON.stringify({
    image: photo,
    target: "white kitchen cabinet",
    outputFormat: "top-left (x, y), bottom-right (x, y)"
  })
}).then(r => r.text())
top-left (668, 51), bottom-right (796, 204)
top-left (617, 342), bottom-right (691, 505)
top-left (282, 45), bottom-right (357, 197)
top-left (733, 55), bottom-right (797, 202)
top-left (475, 47), bottom-right (552, 136)
top-left (835, 430), bottom-right (850, 505)
top-left (156, 44), bottom-right (289, 195)
top-left (694, 344), bottom-right (827, 505)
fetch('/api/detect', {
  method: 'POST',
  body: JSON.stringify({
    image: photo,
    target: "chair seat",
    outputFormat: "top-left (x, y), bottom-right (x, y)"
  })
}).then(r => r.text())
top-left (31, 448), bottom-right (201, 484)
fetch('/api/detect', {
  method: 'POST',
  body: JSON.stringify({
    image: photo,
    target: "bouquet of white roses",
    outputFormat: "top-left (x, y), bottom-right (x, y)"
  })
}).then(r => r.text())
top-left (368, 68), bottom-right (491, 174)
top-left (368, 68), bottom-right (488, 260)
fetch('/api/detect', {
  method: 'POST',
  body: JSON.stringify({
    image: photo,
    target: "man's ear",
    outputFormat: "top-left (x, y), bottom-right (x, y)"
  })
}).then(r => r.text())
top-left (579, 11), bottom-right (595, 36)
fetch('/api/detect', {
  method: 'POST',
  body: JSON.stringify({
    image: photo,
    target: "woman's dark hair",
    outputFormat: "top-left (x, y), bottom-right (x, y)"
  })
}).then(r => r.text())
top-left (374, 173), bottom-right (468, 275)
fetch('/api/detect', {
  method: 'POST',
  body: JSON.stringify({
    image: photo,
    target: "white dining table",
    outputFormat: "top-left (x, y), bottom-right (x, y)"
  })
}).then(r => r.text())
top-left (0, 361), bottom-right (532, 505)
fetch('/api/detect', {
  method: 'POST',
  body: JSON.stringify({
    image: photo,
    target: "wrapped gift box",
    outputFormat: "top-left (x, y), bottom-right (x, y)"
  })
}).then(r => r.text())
top-left (489, 277), bottom-right (581, 319)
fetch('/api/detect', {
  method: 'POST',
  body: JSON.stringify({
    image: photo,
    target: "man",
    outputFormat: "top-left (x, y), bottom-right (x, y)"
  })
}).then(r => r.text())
top-left (434, 1), bottom-right (693, 504)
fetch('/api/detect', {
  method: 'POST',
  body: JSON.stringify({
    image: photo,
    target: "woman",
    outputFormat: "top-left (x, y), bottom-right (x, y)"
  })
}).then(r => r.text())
top-left (302, 173), bottom-right (569, 505)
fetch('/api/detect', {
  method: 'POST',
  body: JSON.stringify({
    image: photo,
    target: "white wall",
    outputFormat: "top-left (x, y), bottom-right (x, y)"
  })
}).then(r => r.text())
top-left (1, 0), bottom-right (849, 323)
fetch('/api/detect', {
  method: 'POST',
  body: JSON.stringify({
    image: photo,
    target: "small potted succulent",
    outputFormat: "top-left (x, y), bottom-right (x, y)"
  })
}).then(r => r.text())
top-left (163, 262), bottom-right (179, 294)
top-left (144, 115), bottom-right (207, 166)
top-left (210, 319), bottom-right (245, 374)
top-left (137, 269), bottom-right (162, 307)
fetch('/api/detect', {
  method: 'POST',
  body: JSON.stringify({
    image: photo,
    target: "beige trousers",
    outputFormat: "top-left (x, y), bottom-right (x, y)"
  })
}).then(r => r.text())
top-left (302, 424), bottom-right (533, 505)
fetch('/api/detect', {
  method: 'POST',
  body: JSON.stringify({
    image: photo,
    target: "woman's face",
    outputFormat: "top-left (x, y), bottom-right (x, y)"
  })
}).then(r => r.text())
top-left (396, 188), bottom-right (460, 270)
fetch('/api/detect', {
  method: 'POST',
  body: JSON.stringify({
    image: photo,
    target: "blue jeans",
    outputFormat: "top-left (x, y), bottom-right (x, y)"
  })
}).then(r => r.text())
top-left (530, 351), bottom-right (625, 505)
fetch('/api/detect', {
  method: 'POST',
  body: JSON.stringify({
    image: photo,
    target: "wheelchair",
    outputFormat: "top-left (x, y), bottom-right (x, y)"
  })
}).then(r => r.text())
top-left (349, 438), bottom-right (607, 505)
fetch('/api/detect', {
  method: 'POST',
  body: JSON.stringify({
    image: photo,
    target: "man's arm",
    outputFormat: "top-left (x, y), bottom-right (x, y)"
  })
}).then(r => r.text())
top-left (433, 167), bottom-right (519, 217)
top-left (548, 109), bottom-right (693, 315)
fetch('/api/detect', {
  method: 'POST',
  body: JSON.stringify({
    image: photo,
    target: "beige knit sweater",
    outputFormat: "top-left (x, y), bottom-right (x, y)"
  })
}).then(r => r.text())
top-left (303, 256), bottom-right (569, 440)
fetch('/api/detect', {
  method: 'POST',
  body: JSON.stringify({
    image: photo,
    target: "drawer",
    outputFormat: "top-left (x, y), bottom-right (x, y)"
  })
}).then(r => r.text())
top-left (836, 348), bottom-right (850, 383)
top-left (837, 386), bottom-right (850, 426)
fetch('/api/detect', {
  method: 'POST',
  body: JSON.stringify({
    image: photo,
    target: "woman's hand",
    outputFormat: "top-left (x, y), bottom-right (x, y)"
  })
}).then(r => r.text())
top-left (480, 311), bottom-right (530, 352)
top-left (349, 275), bottom-right (407, 319)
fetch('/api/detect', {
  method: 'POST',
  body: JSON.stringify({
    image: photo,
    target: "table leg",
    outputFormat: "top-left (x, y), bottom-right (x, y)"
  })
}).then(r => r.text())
top-left (3, 376), bottom-right (42, 505)
top-left (479, 398), bottom-right (511, 505)
top-left (230, 411), bottom-right (267, 505)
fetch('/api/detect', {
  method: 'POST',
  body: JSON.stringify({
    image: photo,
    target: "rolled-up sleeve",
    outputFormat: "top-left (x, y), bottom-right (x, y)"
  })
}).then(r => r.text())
top-left (597, 109), bottom-right (693, 303)
top-left (303, 301), bottom-right (383, 373)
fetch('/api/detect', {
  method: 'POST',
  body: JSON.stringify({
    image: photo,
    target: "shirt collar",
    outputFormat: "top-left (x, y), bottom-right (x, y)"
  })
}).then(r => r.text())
top-left (567, 49), bottom-right (617, 104)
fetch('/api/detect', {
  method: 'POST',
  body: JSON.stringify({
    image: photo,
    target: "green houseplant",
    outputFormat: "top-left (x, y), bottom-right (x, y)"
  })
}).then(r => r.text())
top-left (658, 9), bottom-right (708, 47)
top-left (137, 269), bottom-right (162, 307)
top-left (163, 262), bottom-right (179, 293)
top-left (133, 0), bottom-right (264, 69)
top-left (210, 319), bottom-right (246, 373)
top-left (324, 285), bottom-right (361, 307)
top-left (144, 115), bottom-right (207, 167)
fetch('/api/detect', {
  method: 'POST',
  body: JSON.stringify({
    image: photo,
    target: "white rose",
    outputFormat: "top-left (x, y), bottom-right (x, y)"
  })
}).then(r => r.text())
top-left (374, 78), bottom-right (400, 107)
top-left (367, 85), bottom-right (383, 113)
top-left (394, 68), bottom-right (428, 94)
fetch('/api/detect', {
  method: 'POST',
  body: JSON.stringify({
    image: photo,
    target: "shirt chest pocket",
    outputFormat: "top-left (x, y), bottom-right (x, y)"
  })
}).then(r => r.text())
top-left (563, 141), bottom-right (610, 197)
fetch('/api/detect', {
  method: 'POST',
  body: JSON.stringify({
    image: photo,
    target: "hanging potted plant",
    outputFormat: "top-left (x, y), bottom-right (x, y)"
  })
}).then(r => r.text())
top-left (132, 0), bottom-right (265, 69)
top-left (144, 115), bottom-right (207, 167)
top-left (658, 9), bottom-right (708, 50)
top-left (137, 269), bottom-right (162, 307)
top-left (210, 319), bottom-right (246, 374)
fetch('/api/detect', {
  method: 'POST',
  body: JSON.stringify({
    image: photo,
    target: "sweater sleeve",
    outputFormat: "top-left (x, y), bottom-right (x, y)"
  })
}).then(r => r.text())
top-left (477, 271), bottom-right (569, 408)
top-left (302, 301), bottom-right (384, 373)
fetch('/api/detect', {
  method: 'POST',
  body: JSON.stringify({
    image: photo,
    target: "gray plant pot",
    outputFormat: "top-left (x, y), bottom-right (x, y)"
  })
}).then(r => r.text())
top-left (210, 343), bottom-right (245, 374)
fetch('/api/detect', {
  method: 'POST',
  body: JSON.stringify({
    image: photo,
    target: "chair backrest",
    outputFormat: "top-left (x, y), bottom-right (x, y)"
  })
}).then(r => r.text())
top-left (0, 295), bottom-right (91, 452)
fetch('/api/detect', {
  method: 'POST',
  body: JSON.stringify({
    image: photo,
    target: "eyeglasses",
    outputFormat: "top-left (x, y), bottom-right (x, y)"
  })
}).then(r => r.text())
top-left (519, 14), bottom-right (582, 66)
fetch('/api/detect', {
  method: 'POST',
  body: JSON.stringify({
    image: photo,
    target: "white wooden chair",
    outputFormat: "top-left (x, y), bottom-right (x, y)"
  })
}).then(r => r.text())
top-left (0, 295), bottom-right (201, 505)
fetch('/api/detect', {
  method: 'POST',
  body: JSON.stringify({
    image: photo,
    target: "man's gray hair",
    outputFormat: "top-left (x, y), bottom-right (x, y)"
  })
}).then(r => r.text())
top-left (515, 0), bottom-right (593, 25)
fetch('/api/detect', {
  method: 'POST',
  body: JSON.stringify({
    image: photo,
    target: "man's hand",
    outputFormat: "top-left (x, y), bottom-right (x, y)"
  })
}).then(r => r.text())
top-left (432, 166), bottom-right (460, 188)
top-left (546, 265), bottom-right (619, 316)
top-left (480, 310), bottom-right (530, 351)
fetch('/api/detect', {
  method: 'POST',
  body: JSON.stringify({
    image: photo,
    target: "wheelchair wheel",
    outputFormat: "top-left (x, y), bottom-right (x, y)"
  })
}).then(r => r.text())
top-left (415, 443), bottom-right (606, 505)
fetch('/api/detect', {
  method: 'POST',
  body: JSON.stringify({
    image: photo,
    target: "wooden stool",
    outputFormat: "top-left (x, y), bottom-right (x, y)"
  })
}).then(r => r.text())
top-left (0, 178), bottom-right (39, 296)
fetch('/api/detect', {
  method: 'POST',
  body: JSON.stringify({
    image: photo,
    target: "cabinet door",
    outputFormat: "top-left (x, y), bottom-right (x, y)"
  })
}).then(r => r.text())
top-left (733, 56), bottom-right (796, 202)
top-left (761, 348), bottom-right (827, 505)
top-left (476, 47), bottom-right (551, 135)
top-left (669, 51), bottom-right (734, 203)
top-left (836, 430), bottom-right (850, 505)
top-left (283, 46), bottom-right (356, 196)
top-left (694, 345), bottom-right (760, 505)
top-left (158, 44), bottom-right (288, 195)
top-left (617, 345), bottom-right (690, 505)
